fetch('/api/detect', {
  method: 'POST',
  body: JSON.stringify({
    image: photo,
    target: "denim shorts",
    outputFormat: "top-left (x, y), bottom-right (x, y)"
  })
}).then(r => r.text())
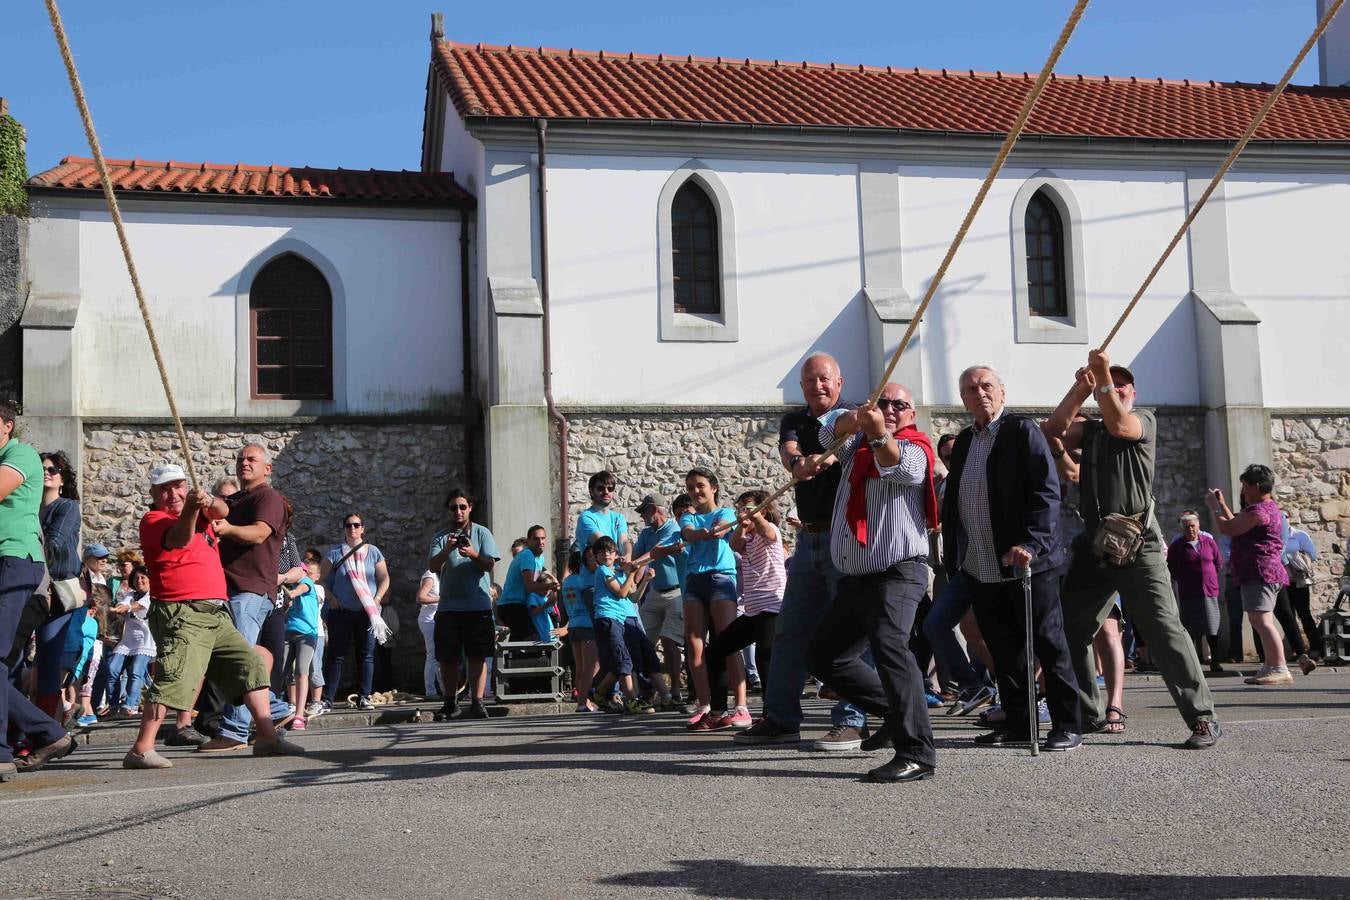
top-left (683, 571), bottom-right (737, 608)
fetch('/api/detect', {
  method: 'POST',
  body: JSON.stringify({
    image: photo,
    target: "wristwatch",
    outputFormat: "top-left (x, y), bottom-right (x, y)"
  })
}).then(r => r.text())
top-left (868, 434), bottom-right (889, 449)
top-left (1051, 449), bottom-right (1065, 459)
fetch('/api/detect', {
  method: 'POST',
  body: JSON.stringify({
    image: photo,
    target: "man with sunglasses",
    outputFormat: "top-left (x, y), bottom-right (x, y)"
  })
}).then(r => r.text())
top-left (806, 382), bottom-right (940, 783)
top-left (943, 365), bottom-right (1081, 752)
top-left (574, 471), bottom-right (632, 560)
top-left (430, 488), bottom-right (500, 720)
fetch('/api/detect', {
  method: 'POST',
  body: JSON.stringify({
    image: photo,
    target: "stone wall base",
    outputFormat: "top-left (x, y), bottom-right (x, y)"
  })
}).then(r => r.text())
top-left (81, 421), bottom-right (466, 690)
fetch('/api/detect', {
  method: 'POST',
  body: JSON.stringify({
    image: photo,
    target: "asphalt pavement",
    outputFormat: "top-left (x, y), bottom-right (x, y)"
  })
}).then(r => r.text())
top-left (2, 668), bottom-right (1347, 899)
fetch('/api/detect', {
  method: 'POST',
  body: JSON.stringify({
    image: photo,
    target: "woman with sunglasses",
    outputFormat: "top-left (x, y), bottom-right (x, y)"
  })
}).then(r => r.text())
top-left (32, 450), bottom-right (83, 720)
top-left (320, 514), bottom-right (390, 709)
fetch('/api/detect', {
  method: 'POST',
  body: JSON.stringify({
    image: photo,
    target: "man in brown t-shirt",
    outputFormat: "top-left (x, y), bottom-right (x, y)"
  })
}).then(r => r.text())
top-left (200, 443), bottom-right (294, 751)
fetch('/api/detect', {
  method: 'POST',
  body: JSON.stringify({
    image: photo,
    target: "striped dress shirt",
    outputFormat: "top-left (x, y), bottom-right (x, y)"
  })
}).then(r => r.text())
top-left (821, 423), bottom-right (931, 576)
top-left (957, 410), bottom-right (1005, 584)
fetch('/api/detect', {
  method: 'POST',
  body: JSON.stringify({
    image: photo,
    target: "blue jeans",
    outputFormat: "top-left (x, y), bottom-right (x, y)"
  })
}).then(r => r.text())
top-left (322, 608), bottom-right (376, 702)
top-left (922, 570), bottom-right (991, 693)
top-left (104, 652), bottom-right (151, 710)
top-left (1, 556), bottom-right (66, 764)
top-left (762, 531), bottom-right (865, 730)
top-left (220, 592), bottom-right (291, 742)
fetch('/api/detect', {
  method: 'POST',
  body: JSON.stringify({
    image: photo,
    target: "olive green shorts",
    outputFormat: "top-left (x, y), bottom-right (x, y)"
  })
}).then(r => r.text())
top-left (145, 600), bottom-right (269, 712)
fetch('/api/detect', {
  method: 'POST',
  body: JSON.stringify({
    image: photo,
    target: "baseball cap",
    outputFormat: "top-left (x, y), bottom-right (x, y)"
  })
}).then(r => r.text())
top-left (1108, 365), bottom-right (1135, 386)
top-left (149, 463), bottom-right (187, 486)
top-left (635, 493), bottom-right (668, 513)
top-left (83, 543), bottom-right (110, 559)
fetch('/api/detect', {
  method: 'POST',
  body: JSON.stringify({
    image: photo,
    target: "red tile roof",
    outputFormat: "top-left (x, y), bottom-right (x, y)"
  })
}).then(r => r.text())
top-left (434, 41), bottom-right (1350, 142)
top-left (28, 157), bottom-right (475, 207)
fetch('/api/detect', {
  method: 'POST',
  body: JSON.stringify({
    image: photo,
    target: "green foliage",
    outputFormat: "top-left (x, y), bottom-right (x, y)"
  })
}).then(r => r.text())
top-left (0, 113), bottom-right (29, 217)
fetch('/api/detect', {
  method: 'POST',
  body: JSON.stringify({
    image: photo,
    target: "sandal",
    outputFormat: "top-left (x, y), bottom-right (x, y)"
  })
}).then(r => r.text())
top-left (1103, 705), bottom-right (1127, 734)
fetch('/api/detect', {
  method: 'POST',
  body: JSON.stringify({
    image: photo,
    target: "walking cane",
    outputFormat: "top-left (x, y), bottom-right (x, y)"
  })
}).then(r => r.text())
top-left (1021, 566), bottom-right (1039, 757)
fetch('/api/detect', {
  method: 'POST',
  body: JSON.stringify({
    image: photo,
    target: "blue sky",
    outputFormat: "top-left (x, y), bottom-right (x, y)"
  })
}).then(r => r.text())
top-left (1, 1), bottom-right (1328, 175)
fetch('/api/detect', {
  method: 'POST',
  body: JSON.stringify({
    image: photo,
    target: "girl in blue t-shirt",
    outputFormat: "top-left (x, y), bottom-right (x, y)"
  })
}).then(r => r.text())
top-left (283, 568), bottom-right (321, 731)
top-left (678, 466), bottom-right (749, 731)
top-left (560, 549), bottom-right (599, 712)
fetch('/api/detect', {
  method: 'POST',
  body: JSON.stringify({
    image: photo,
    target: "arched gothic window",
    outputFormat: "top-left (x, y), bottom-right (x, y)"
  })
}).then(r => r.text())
top-left (1024, 190), bottom-right (1069, 318)
top-left (671, 181), bottom-right (721, 316)
top-left (249, 253), bottom-right (332, 399)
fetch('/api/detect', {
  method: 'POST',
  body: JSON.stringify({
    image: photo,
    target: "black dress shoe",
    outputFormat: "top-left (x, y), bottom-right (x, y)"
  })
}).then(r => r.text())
top-left (859, 727), bottom-right (893, 752)
top-left (1042, 729), bottom-right (1082, 752)
top-left (866, 758), bottom-right (935, 783)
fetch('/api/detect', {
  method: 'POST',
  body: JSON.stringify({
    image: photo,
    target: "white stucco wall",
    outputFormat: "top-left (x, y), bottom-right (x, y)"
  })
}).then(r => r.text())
top-left (903, 165), bottom-right (1199, 406)
top-left (542, 154), bottom-right (867, 405)
top-left (1226, 174), bottom-right (1350, 409)
top-left (64, 203), bottom-right (462, 417)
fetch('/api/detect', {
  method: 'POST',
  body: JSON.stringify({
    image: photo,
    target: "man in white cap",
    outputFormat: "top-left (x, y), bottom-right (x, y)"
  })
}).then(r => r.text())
top-left (123, 463), bottom-right (304, 769)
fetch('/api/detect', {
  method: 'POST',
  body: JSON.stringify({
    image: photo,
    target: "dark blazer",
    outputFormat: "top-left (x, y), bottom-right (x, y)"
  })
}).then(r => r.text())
top-left (941, 413), bottom-right (1061, 579)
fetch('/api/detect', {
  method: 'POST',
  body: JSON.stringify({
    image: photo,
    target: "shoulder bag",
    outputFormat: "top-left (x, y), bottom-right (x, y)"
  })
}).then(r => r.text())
top-left (1087, 428), bottom-right (1150, 568)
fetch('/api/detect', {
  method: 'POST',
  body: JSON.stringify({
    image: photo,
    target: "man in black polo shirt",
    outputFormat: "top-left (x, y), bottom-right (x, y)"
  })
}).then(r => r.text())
top-left (737, 352), bottom-right (867, 747)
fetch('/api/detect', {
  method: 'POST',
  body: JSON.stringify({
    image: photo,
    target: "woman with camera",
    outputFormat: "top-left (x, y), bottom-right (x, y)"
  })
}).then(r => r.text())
top-left (1206, 464), bottom-right (1293, 686)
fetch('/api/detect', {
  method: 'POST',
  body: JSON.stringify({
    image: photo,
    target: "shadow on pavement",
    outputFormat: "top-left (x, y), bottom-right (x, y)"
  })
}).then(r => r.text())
top-left (597, 859), bottom-right (1349, 899)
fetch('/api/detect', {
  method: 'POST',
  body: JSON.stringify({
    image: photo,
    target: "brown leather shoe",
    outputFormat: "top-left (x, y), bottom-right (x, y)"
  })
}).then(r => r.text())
top-left (16, 734), bottom-right (76, 773)
top-left (196, 736), bottom-right (248, 753)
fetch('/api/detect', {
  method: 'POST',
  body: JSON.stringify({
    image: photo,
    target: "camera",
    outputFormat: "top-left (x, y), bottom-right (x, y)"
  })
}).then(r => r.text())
top-left (452, 530), bottom-right (472, 550)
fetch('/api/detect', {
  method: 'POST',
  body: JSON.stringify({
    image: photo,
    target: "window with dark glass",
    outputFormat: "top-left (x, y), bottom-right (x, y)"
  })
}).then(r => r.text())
top-left (249, 254), bottom-right (332, 399)
top-left (1024, 191), bottom-right (1068, 318)
top-left (671, 181), bottom-right (720, 316)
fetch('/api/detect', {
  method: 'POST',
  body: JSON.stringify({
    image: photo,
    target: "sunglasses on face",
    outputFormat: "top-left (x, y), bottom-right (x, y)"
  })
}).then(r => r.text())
top-left (43, 466), bottom-right (59, 475)
top-left (344, 522), bottom-right (363, 530)
top-left (449, 504), bottom-right (470, 511)
top-left (875, 398), bottom-right (913, 412)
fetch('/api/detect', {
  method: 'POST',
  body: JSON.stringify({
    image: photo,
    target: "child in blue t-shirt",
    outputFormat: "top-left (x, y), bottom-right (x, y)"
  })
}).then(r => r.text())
top-left (589, 536), bottom-right (669, 714)
top-left (560, 549), bottom-right (599, 712)
top-left (284, 569), bottom-right (321, 731)
top-left (678, 465), bottom-right (749, 730)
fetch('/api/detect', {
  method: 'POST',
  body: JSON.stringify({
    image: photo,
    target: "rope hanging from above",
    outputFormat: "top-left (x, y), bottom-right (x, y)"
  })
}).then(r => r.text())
top-left (1098, 0), bottom-right (1345, 351)
top-left (43, 0), bottom-right (201, 492)
top-left (643, 0), bottom-right (1095, 554)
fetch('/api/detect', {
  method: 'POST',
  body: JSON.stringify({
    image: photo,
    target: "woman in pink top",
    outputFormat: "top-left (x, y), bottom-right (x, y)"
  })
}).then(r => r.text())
top-left (703, 490), bottom-right (788, 725)
top-left (1206, 463), bottom-right (1292, 686)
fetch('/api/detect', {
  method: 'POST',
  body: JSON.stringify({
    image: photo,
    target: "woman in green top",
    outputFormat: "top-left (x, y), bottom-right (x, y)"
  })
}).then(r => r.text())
top-left (0, 401), bottom-right (76, 780)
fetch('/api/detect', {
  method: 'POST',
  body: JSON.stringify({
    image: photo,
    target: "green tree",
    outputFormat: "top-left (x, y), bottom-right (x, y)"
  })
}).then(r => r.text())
top-left (0, 107), bottom-right (29, 217)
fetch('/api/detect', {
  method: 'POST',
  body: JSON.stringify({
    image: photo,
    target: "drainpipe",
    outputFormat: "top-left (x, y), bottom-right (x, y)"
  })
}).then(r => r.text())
top-left (536, 119), bottom-right (570, 568)
top-left (458, 211), bottom-right (480, 495)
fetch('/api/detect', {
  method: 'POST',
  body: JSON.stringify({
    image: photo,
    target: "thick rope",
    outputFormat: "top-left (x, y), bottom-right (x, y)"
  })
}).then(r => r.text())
top-left (1098, 0), bottom-right (1344, 350)
top-left (44, 0), bottom-right (200, 492)
top-left (630, 0), bottom-right (1093, 559)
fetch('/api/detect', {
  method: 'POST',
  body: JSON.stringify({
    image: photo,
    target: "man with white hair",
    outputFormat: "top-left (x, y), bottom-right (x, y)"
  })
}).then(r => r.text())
top-left (943, 366), bottom-right (1081, 752)
top-left (198, 443), bottom-right (294, 752)
top-left (1044, 349), bottom-right (1221, 749)
top-left (124, 463), bottom-right (303, 768)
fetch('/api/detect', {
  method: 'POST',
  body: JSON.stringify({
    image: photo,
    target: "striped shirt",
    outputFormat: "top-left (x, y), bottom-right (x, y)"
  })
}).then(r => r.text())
top-left (822, 423), bottom-right (931, 576)
top-left (958, 411), bottom-right (1005, 584)
top-left (739, 530), bottom-right (787, 615)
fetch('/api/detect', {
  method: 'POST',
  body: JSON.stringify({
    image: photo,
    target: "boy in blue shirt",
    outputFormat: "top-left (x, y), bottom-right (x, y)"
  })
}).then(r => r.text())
top-left (590, 537), bottom-right (667, 714)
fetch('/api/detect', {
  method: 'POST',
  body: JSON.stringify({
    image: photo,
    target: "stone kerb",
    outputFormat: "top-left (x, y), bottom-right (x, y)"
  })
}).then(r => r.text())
top-left (1271, 415), bottom-right (1350, 611)
top-left (81, 422), bottom-right (464, 688)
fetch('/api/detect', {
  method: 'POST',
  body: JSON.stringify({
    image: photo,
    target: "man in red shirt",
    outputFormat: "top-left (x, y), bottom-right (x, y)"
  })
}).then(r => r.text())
top-left (124, 464), bottom-right (304, 769)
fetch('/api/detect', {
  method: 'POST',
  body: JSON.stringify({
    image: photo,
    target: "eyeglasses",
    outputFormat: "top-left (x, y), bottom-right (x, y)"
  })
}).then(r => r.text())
top-left (343, 522), bottom-right (363, 530)
top-left (43, 466), bottom-right (59, 475)
top-left (876, 398), bottom-right (913, 412)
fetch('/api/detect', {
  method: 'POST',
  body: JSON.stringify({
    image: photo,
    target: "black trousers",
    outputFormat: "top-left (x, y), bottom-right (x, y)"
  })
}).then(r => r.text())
top-left (970, 568), bottom-right (1081, 734)
top-left (706, 611), bottom-right (776, 706)
top-left (808, 560), bottom-right (936, 769)
top-left (1287, 585), bottom-right (1322, 656)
